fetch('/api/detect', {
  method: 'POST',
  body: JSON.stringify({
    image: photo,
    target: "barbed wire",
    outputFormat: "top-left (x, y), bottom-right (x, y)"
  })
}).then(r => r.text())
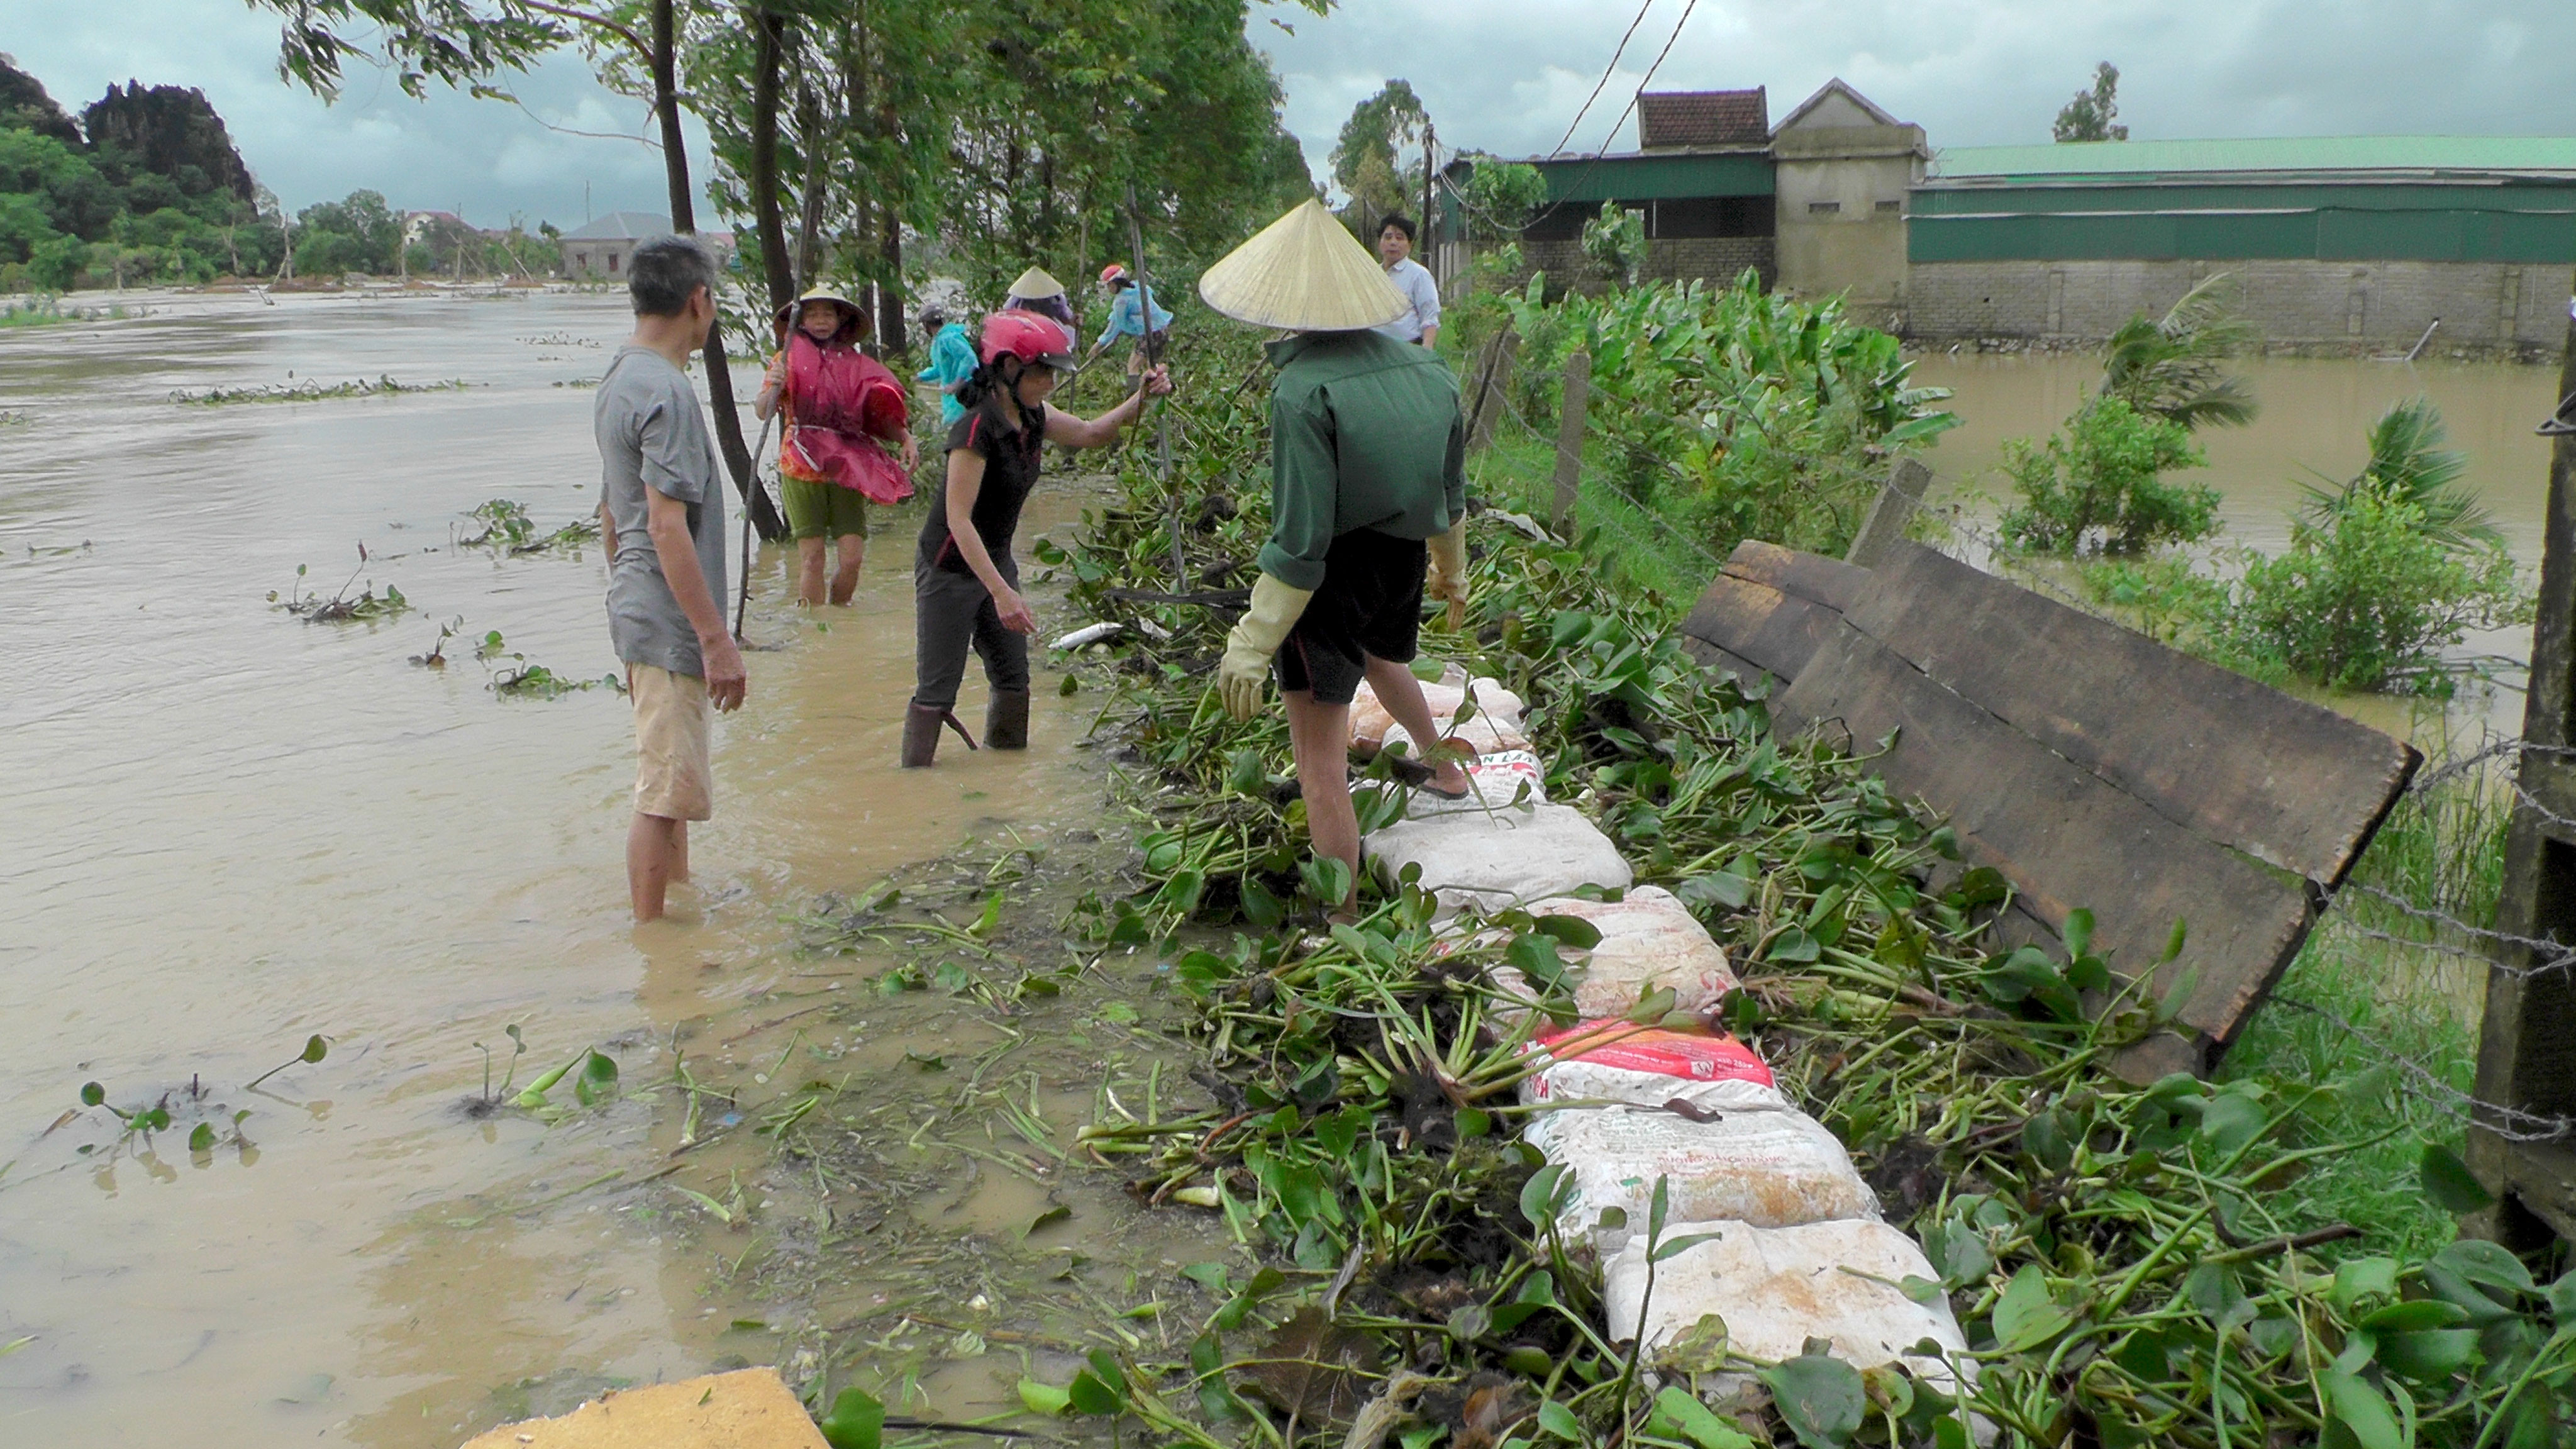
top-left (2265, 993), bottom-right (2576, 1143)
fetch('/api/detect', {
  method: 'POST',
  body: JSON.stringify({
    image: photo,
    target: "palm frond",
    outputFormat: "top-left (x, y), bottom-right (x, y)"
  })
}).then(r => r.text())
top-left (2098, 272), bottom-right (2258, 431)
top-left (2301, 397), bottom-right (2499, 548)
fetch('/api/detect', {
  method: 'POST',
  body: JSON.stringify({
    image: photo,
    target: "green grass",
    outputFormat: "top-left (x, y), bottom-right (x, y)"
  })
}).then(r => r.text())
top-left (0, 298), bottom-right (73, 328)
top-left (2220, 736), bottom-right (2508, 1259)
top-left (1469, 425), bottom-right (1721, 606)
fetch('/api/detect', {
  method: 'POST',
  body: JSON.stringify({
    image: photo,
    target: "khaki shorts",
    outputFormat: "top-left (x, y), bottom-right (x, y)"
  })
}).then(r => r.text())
top-left (630, 663), bottom-right (713, 821)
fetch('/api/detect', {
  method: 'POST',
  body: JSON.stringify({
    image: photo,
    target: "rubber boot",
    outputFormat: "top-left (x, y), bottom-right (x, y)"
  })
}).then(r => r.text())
top-left (902, 701), bottom-right (946, 768)
top-left (986, 688), bottom-right (1031, 751)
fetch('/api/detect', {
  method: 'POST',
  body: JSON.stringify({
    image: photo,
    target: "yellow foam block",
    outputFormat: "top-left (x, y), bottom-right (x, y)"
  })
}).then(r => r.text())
top-left (459, 1367), bottom-right (829, 1449)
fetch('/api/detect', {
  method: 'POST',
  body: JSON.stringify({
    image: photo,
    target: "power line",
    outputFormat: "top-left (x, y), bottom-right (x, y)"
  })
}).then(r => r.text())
top-left (1537, 0), bottom-right (1701, 227)
top-left (1545, 0), bottom-right (1658, 161)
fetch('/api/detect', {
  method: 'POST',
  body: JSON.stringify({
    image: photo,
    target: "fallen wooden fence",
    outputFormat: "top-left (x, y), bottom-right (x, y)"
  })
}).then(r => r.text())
top-left (1682, 538), bottom-right (2421, 1080)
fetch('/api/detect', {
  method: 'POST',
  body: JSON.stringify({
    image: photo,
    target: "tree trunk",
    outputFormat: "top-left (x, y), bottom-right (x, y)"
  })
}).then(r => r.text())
top-left (652, 0), bottom-right (786, 541)
top-left (792, 76), bottom-right (827, 282)
top-left (746, 4), bottom-right (796, 314)
top-left (877, 210), bottom-right (905, 350)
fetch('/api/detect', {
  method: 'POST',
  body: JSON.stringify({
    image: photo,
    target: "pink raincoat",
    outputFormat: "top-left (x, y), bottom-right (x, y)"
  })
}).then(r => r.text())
top-left (782, 333), bottom-right (912, 504)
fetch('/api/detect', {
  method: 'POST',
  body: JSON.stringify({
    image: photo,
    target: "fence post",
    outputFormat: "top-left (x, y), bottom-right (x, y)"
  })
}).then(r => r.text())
top-left (1465, 326), bottom-right (1518, 452)
top-left (2470, 280), bottom-right (2576, 1248)
top-left (1843, 457), bottom-right (1935, 569)
top-left (1552, 349), bottom-right (1591, 535)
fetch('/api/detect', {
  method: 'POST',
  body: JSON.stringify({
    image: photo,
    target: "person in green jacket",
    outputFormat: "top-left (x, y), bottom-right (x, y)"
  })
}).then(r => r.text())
top-left (1197, 199), bottom-right (1472, 912)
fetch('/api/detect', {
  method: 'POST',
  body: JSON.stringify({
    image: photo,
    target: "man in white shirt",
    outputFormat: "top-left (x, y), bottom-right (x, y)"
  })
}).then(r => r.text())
top-left (1372, 213), bottom-right (1441, 348)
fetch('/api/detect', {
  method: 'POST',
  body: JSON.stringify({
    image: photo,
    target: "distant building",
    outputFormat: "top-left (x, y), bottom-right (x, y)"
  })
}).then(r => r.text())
top-left (560, 213), bottom-right (738, 280)
top-left (1908, 137), bottom-right (2576, 350)
top-left (1475, 83), bottom-right (2576, 348)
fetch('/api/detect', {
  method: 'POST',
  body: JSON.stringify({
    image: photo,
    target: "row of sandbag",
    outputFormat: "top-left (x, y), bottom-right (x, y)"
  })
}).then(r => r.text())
top-left (1348, 674), bottom-right (1970, 1396)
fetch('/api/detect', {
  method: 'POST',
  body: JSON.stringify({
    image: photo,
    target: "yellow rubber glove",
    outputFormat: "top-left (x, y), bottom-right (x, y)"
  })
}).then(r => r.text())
top-left (1219, 573), bottom-right (1314, 721)
top-left (1426, 525), bottom-right (1468, 631)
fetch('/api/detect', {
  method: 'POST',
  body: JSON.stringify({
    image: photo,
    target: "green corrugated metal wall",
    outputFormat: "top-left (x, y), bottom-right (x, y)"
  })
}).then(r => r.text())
top-left (1530, 153), bottom-right (1774, 203)
top-left (1909, 182), bottom-right (2576, 262)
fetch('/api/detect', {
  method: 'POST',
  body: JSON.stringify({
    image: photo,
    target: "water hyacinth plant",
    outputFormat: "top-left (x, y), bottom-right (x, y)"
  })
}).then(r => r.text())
top-left (1024, 336), bottom-right (2576, 1449)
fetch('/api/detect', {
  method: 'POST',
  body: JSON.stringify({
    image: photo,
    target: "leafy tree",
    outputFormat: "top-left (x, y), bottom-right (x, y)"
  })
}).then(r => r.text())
top-left (1331, 79), bottom-right (1428, 234)
top-left (294, 190), bottom-right (399, 274)
top-left (2053, 62), bottom-right (2128, 143)
top-left (2221, 485), bottom-right (2528, 692)
top-left (2099, 272), bottom-right (2256, 431)
top-left (2002, 396), bottom-right (2217, 553)
top-left (1579, 201), bottom-right (1644, 287)
top-left (0, 129), bottom-right (120, 240)
top-left (1455, 155), bottom-right (1546, 245)
top-left (0, 191), bottom-right (47, 262)
top-left (2301, 397), bottom-right (2498, 549)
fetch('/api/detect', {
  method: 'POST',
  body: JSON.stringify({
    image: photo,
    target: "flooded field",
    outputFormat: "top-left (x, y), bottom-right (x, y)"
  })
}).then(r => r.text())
top-left (0, 289), bottom-right (1225, 1446)
top-left (1913, 350), bottom-right (2564, 736)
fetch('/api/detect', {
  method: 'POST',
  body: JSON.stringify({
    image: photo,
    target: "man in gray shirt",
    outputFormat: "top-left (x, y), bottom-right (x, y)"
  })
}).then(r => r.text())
top-left (594, 234), bottom-right (747, 921)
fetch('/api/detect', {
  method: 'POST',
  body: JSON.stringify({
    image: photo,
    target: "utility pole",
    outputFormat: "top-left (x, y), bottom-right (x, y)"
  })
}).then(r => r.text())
top-left (1422, 125), bottom-right (1438, 288)
top-left (1125, 180), bottom-right (1181, 590)
top-left (2470, 277), bottom-right (2576, 1248)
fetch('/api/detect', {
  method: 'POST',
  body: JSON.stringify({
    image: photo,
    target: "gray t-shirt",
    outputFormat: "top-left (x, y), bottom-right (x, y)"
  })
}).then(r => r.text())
top-left (596, 345), bottom-right (726, 677)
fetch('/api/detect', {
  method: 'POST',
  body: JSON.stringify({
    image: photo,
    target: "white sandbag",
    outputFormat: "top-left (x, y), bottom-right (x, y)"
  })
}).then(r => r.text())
top-left (1389, 750), bottom-right (1548, 819)
top-left (1601, 1218), bottom-right (1969, 1394)
top-left (1365, 804), bottom-right (1631, 918)
top-left (1488, 886), bottom-right (1739, 1019)
top-left (1519, 1022), bottom-right (1790, 1115)
top-left (1381, 714), bottom-right (1532, 759)
top-left (1350, 676), bottom-right (1528, 755)
top-left (1522, 1104), bottom-right (1878, 1256)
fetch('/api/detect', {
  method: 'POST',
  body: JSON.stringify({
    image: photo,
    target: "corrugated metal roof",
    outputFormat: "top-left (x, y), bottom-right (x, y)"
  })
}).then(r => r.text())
top-left (1638, 89), bottom-right (1768, 148)
top-left (1930, 136), bottom-right (2576, 182)
top-left (562, 211), bottom-right (672, 240)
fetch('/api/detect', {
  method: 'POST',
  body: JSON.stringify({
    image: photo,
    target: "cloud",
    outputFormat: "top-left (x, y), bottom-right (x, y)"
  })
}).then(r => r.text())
top-left (1254, 0), bottom-right (2576, 177)
top-left (5, 0), bottom-right (2569, 227)
top-left (0, 0), bottom-right (700, 228)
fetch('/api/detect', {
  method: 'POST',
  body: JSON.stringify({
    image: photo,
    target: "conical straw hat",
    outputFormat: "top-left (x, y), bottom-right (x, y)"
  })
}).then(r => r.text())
top-left (772, 284), bottom-right (867, 340)
top-left (1198, 199), bottom-right (1409, 331)
top-left (1006, 266), bottom-right (1066, 300)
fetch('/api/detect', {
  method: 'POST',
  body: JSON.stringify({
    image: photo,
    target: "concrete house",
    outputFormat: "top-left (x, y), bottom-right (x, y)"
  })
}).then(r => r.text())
top-left (561, 212), bottom-right (669, 280)
top-left (1767, 80), bottom-right (1926, 327)
top-left (560, 214), bottom-right (738, 281)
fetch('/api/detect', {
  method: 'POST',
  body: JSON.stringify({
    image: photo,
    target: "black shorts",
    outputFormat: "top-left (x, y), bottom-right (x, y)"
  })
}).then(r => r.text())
top-left (1275, 528), bottom-right (1427, 706)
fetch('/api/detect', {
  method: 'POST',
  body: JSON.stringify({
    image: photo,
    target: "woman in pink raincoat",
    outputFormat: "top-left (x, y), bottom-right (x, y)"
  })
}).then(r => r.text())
top-left (755, 287), bottom-right (917, 607)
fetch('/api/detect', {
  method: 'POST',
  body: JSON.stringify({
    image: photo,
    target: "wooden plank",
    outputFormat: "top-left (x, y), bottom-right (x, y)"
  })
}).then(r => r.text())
top-left (1848, 541), bottom-right (2419, 886)
top-left (1679, 575), bottom-right (1845, 684)
top-left (1843, 458), bottom-right (1933, 569)
top-left (1720, 540), bottom-right (1870, 614)
top-left (1679, 636), bottom-right (1777, 693)
top-left (1773, 619), bottom-right (2316, 1055)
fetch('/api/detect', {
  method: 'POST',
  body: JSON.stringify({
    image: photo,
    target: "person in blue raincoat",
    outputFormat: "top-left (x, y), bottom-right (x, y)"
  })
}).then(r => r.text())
top-left (1090, 264), bottom-right (1172, 384)
top-left (914, 304), bottom-right (978, 430)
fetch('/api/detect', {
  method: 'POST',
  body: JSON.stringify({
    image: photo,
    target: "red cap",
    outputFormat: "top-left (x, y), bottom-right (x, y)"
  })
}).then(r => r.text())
top-left (979, 311), bottom-right (1078, 369)
top-left (1100, 263), bottom-right (1130, 286)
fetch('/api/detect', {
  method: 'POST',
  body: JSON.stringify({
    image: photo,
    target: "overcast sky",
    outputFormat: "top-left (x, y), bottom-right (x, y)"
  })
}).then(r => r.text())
top-left (2, 0), bottom-right (2569, 227)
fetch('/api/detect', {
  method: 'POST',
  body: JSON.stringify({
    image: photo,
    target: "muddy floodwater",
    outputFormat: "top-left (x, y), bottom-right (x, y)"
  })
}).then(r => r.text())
top-left (1913, 350), bottom-right (2564, 737)
top-left (3, 296), bottom-right (2564, 1446)
top-left (0, 289), bottom-right (1224, 1447)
